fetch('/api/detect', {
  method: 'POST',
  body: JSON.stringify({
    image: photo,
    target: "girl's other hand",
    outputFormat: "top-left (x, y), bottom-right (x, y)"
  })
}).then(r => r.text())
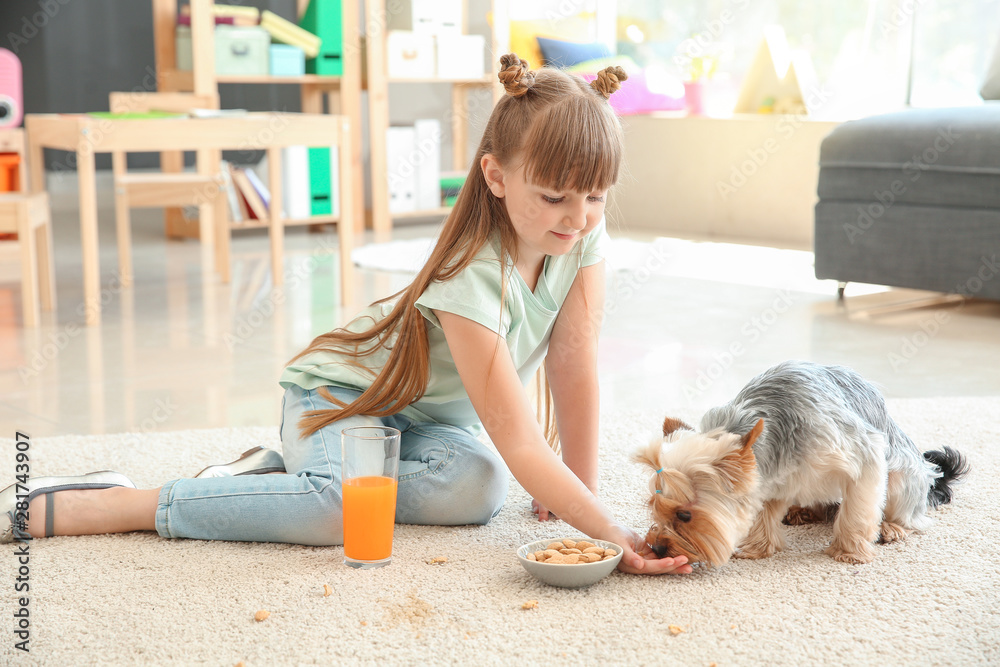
top-left (603, 524), bottom-right (693, 575)
top-left (531, 498), bottom-right (556, 521)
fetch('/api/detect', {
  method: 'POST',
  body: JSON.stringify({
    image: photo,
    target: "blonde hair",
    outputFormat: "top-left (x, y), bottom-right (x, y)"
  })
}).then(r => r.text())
top-left (290, 55), bottom-right (627, 439)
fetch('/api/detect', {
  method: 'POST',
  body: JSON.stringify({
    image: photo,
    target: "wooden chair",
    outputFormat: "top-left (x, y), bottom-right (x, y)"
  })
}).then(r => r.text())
top-left (0, 128), bottom-right (55, 327)
top-left (108, 91), bottom-right (222, 286)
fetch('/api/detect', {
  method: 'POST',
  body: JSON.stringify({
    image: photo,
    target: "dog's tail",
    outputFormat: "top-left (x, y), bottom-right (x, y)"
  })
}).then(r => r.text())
top-left (923, 446), bottom-right (970, 508)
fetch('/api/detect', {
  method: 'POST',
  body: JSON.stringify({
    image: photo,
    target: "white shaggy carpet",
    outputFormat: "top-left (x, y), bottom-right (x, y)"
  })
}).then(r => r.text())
top-left (2, 397), bottom-right (998, 666)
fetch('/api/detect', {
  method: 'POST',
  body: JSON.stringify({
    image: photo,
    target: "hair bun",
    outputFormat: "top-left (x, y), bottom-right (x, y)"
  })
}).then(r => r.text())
top-left (498, 53), bottom-right (535, 98)
top-left (590, 66), bottom-right (628, 100)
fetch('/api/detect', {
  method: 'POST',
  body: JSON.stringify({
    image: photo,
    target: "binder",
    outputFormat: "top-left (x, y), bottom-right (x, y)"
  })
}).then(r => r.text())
top-left (308, 147), bottom-right (332, 216)
top-left (386, 126), bottom-right (417, 213)
top-left (414, 119), bottom-right (441, 210)
top-left (282, 146), bottom-right (312, 219)
top-left (260, 10), bottom-right (321, 59)
top-left (300, 0), bottom-right (344, 76)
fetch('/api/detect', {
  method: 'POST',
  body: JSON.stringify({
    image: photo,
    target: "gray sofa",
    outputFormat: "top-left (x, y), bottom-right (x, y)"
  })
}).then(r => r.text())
top-left (814, 104), bottom-right (1000, 301)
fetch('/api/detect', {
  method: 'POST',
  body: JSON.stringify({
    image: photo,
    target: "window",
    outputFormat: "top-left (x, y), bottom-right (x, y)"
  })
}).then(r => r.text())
top-left (616, 0), bottom-right (1000, 116)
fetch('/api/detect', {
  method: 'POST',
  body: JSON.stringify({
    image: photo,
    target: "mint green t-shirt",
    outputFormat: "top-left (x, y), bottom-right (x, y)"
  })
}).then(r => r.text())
top-left (279, 218), bottom-right (609, 434)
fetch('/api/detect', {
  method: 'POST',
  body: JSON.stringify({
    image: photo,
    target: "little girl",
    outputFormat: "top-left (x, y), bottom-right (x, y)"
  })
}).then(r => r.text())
top-left (2, 55), bottom-right (690, 576)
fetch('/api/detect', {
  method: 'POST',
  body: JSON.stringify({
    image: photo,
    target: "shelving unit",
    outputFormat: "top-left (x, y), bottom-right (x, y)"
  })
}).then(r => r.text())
top-left (364, 0), bottom-right (508, 238)
top-left (149, 0), bottom-right (364, 237)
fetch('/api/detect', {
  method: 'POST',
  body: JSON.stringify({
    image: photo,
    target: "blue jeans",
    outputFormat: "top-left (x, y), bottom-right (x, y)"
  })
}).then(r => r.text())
top-left (155, 385), bottom-right (509, 545)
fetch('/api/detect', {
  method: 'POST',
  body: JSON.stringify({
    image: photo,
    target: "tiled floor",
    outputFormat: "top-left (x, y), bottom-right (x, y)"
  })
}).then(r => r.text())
top-left (2, 171), bottom-right (998, 438)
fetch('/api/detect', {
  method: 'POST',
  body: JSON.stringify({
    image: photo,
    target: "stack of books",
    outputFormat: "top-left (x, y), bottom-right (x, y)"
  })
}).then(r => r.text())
top-left (221, 149), bottom-right (341, 226)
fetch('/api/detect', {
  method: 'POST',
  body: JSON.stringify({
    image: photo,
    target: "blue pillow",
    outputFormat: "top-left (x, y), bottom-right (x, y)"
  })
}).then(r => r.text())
top-left (536, 36), bottom-right (613, 69)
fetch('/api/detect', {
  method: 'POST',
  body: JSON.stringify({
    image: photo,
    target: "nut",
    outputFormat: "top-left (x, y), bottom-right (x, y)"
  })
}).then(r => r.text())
top-left (522, 600), bottom-right (539, 610)
top-left (323, 584), bottom-right (332, 597)
top-left (254, 610), bottom-right (270, 622)
top-left (530, 540), bottom-right (620, 565)
top-left (428, 556), bottom-right (448, 565)
top-left (668, 625), bottom-right (684, 636)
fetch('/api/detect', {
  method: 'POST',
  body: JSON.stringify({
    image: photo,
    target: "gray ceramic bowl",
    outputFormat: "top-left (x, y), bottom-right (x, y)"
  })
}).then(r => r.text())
top-left (516, 538), bottom-right (624, 588)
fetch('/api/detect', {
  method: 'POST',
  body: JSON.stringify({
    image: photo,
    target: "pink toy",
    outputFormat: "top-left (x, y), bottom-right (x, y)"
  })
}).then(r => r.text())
top-left (0, 48), bottom-right (23, 128)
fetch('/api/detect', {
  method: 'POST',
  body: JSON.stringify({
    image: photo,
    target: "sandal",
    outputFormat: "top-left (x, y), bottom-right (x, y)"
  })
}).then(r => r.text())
top-left (194, 446), bottom-right (285, 478)
top-left (0, 471), bottom-right (136, 543)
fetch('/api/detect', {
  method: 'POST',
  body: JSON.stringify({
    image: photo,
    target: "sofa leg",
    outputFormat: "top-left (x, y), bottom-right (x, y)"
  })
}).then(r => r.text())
top-left (837, 282), bottom-right (847, 300)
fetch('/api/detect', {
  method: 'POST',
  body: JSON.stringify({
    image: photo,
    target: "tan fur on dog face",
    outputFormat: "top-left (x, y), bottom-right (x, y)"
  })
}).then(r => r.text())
top-left (634, 419), bottom-right (765, 566)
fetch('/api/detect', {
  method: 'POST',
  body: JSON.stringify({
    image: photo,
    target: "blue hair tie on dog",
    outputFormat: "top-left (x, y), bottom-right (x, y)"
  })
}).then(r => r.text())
top-left (655, 489), bottom-right (662, 494)
top-left (655, 468), bottom-right (663, 474)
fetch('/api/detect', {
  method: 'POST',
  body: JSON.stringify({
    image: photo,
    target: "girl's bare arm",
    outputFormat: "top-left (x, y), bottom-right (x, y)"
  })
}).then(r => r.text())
top-left (545, 261), bottom-right (605, 495)
top-left (435, 307), bottom-right (617, 540)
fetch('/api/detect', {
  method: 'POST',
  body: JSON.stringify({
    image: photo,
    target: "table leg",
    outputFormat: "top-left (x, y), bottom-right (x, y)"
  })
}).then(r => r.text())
top-left (267, 147), bottom-right (284, 286)
top-left (195, 148), bottom-right (216, 278)
top-left (214, 150), bottom-right (231, 284)
top-left (338, 117), bottom-right (355, 307)
top-left (77, 147), bottom-right (101, 325)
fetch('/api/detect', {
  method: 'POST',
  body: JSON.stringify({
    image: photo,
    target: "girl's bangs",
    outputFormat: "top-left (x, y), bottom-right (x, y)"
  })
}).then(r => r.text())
top-left (520, 98), bottom-right (622, 194)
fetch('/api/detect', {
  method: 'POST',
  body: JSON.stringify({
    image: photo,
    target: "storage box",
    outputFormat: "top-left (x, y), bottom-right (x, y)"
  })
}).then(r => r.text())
top-left (270, 44), bottom-right (305, 76)
top-left (386, 31), bottom-right (435, 79)
top-left (300, 0), bottom-right (344, 76)
top-left (0, 153), bottom-right (20, 192)
top-left (282, 146), bottom-right (312, 219)
top-left (386, 126), bottom-right (417, 213)
top-left (215, 26), bottom-right (270, 76)
top-left (412, 0), bottom-right (461, 35)
top-left (435, 34), bottom-right (485, 80)
top-left (175, 25), bottom-right (270, 76)
top-left (414, 119), bottom-right (441, 210)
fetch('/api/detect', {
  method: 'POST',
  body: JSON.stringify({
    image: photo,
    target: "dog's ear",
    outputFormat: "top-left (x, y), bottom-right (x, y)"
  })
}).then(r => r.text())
top-left (662, 417), bottom-right (694, 437)
top-left (740, 418), bottom-right (764, 452)
top-left (715, 419), bottom-right (763, 493)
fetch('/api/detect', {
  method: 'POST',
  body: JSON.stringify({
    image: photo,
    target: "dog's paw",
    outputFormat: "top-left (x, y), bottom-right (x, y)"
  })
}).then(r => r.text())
top-left (825, 544), bottom-right (875, 564)
top-left (734, 544), bottom-right (778, 559)
top-left (878, 521), bottom-right (910, 544)
top-left (783, 504), bottom-right (838, 525)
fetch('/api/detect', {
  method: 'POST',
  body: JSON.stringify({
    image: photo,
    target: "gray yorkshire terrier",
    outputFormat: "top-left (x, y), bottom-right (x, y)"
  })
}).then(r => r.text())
top-left (635, 361), bottom-right (969, 566)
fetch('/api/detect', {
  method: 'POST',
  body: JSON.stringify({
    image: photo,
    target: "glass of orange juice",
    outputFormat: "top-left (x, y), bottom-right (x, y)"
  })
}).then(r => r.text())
top-left (341, 426), bottom-right (401, 569)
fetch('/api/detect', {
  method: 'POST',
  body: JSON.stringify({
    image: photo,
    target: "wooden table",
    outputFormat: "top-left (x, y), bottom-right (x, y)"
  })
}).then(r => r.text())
top-left (25, 112), bottom-right (355, 325)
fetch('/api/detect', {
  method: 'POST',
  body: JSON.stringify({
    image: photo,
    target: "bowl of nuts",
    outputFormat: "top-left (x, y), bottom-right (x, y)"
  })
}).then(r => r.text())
top-left (517, 538), bottom-right (623, 588)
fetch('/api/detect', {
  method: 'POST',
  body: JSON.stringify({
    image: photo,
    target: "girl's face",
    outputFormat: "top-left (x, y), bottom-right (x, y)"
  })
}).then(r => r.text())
top-left (482, 155), bottom-right (608, 271)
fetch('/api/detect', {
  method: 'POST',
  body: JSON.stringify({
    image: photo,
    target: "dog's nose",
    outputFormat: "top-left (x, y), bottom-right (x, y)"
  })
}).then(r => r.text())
top-left (650, 543), bottom-right (669, 558)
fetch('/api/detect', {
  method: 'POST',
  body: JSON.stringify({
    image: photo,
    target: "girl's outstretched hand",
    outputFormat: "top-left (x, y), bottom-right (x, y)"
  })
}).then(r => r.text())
top-left (603, 524), bottom-right (693, 575)
top-left (531, 498), bottom-right (554, 521)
